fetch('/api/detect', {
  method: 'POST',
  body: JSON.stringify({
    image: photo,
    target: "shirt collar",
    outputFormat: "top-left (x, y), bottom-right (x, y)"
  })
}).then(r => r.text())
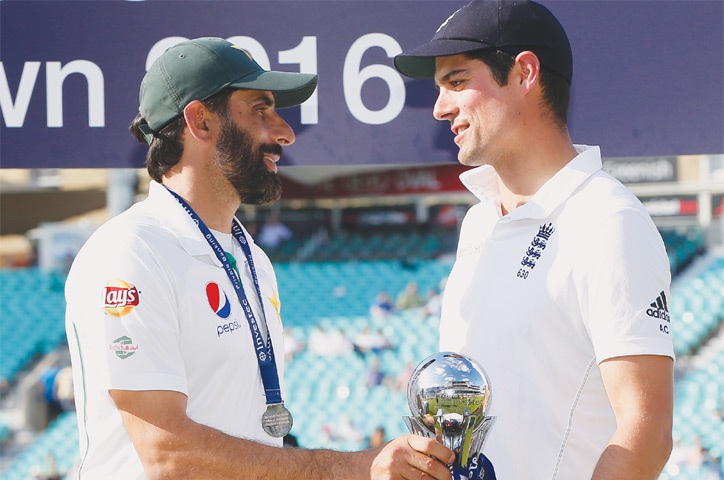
top-left (143, 181), bottom-right (254, 264)
top-left (459, 145), bottom-right (602, 220)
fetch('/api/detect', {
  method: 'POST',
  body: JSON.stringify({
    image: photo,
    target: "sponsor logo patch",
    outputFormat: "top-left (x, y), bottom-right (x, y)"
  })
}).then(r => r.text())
top-left (103, 280), bottom-right (140, 317)
top-left (646, 291), bottom-right (671, 334)
top-left (268, 291), bottom-right (281, 322)
top-left (109, 335), bottom-right (138, 359)
top-left (206, 282), bottom-right (232, 319)
top-left (516, 223), bottom-right (555, 280)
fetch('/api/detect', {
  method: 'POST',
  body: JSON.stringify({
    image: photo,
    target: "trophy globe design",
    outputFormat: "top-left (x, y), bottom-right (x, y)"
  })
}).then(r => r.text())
top-left (403, 352), bottom-right (496, 474)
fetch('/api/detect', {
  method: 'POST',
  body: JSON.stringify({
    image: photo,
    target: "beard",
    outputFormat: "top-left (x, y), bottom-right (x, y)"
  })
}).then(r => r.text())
top-left (215, 117), bottom-right (283, 205)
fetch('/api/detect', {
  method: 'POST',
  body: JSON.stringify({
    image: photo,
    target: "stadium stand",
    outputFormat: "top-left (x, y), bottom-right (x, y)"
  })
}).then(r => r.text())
top-left (0, 418), bottom-right (10, 447)
top-left (670, 256), bottom-right (724, 356)
top-left (0, 412), bottom-right (76, 480)
top-left (0, 269), bottom-right (67, 384)
top-left (263, 227), bottom-right (453, 263)
top-left (658, 252), bottom-right (724, 478)
top-left (660, 227), bottom-right (707, 276)
top-left (0, 227), bottom-right (722, 478)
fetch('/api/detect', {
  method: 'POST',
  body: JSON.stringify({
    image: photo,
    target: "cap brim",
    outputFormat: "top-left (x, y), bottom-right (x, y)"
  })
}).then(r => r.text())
top-left (230, 70), bottom-right (319, 108)
top-left (394, 39), bottom-right (494, 79)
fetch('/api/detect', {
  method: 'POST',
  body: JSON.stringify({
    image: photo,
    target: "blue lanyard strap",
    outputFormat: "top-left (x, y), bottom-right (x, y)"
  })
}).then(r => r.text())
top-left (165, 186), bottom-right (282, 405)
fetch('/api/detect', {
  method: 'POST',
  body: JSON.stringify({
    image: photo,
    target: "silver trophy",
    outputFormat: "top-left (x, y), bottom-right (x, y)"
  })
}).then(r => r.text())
top-left (403, 352), bottom-right (495, 474)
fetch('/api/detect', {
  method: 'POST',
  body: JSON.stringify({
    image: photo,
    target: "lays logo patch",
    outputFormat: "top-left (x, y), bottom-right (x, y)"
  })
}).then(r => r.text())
top-left (103, 280), bottom-right (140, 318)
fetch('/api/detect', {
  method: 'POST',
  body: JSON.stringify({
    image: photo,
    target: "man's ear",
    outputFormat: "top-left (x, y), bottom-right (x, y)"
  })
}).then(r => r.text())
top-left (183, 100), bottom-right (214, 142)
top-left (513, 51), bottom-right (542, 95)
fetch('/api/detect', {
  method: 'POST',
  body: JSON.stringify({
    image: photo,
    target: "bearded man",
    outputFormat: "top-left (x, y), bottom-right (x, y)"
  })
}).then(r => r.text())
top-left (65, 37), bottom-right (453, 480)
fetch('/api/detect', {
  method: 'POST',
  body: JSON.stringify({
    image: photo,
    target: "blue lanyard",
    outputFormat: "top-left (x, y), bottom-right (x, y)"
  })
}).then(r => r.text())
top-left (165, 186), bottom-right (283, 405)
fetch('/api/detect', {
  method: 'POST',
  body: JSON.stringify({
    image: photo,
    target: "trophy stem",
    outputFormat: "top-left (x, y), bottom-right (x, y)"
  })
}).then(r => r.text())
top-left (432, 409), bottom-right (479, 470)
top-left (460, 420), bottom-right (475, 467)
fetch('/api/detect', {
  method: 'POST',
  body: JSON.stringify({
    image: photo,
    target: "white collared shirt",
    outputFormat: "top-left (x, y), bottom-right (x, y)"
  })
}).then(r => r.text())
top-left (65, 181), bottom-right (285, 480)
top-left (440, 145), bottom-right (674, 479)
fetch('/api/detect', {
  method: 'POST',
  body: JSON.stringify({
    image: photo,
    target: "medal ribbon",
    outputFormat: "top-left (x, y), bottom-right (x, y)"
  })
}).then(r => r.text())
top-left (165, 186), bottom-right (283, 406)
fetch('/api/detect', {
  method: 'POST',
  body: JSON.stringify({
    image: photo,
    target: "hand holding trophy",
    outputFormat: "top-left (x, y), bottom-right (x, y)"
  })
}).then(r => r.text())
top-left (403, 352), bottom-right (496, 480)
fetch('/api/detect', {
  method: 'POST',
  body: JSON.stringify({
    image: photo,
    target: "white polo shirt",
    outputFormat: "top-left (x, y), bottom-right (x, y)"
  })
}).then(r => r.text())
top-left (65, 181), bottom-right (285, 480)
top-left (440, 145), bottom-right (674, 480)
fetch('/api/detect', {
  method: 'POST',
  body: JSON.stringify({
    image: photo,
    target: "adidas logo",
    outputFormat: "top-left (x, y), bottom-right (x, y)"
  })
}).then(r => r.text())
top-left (646, 291), bottom-right (670, 323)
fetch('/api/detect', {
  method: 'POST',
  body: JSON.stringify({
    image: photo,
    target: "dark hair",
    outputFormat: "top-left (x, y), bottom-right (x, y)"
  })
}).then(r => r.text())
top-left (463, 49), bottom-right (570, 127)
top-left (129, 88), bottom-right (235, 182)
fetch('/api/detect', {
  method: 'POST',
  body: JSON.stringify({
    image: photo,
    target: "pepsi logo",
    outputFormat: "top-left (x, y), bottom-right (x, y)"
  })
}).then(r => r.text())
top-left (206, 282), bottom-right (231, 319)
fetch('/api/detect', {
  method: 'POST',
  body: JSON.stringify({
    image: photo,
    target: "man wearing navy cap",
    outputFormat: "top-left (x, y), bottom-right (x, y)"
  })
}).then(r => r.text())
top-left (65, 37), bottom-right (454, 479)
top-left (395, 2), bottom-right (674, 479)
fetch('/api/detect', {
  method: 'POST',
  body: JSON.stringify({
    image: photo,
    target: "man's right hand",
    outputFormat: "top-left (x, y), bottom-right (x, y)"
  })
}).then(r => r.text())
top-left (367, 434), bottom-right (454, 480)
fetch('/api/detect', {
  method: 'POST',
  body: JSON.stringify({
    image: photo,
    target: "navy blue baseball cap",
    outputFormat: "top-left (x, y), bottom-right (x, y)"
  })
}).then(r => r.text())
top-left (394, 0), bottom-right (572, 84)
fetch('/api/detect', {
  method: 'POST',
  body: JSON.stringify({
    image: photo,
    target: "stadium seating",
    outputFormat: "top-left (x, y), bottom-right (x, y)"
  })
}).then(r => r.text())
top-left (0, 418), bottom-right (11, 446)
top-left (284, 308), bottom-right (440, 449)
top-left (275, 259), bottom-right (450, 327)
top-left (660, 341), bottom-right (724, 477)
top-left (670, 257), bottom-right (724, 356)
top-left (660, 227), bottom-right (706, 275)
top-left (265, 227), bottom-right (453, 263)
top-left (0, 411), bottom-right (77, 480)
top-left (0, 269), bottom-right (67, 384)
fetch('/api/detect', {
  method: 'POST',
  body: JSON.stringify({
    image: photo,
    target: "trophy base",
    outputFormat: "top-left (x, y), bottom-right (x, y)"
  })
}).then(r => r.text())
top-left (451, 452), bottom-right (497, 480)
top-left (402, 415), bottom-right (496, 472)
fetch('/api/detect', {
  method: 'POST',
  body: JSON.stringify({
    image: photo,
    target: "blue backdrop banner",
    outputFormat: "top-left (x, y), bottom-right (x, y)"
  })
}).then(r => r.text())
top-left (1, 0), bottom-right (722, 169)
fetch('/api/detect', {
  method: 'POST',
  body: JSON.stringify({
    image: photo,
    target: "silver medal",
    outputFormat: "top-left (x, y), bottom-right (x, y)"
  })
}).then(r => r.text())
top-left (261, 403), bottom-right (293, 438)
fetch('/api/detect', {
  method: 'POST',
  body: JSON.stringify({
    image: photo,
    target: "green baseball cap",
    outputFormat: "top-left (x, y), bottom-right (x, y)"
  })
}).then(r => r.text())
top-left (138, 37), bottom-right (318, 141)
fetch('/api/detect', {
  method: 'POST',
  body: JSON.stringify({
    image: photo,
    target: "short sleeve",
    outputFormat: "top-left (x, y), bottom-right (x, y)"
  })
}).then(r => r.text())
top-left (576, 207), bottom-right (675, 363)
top-left (65, 225), bottom-right (188, 395)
